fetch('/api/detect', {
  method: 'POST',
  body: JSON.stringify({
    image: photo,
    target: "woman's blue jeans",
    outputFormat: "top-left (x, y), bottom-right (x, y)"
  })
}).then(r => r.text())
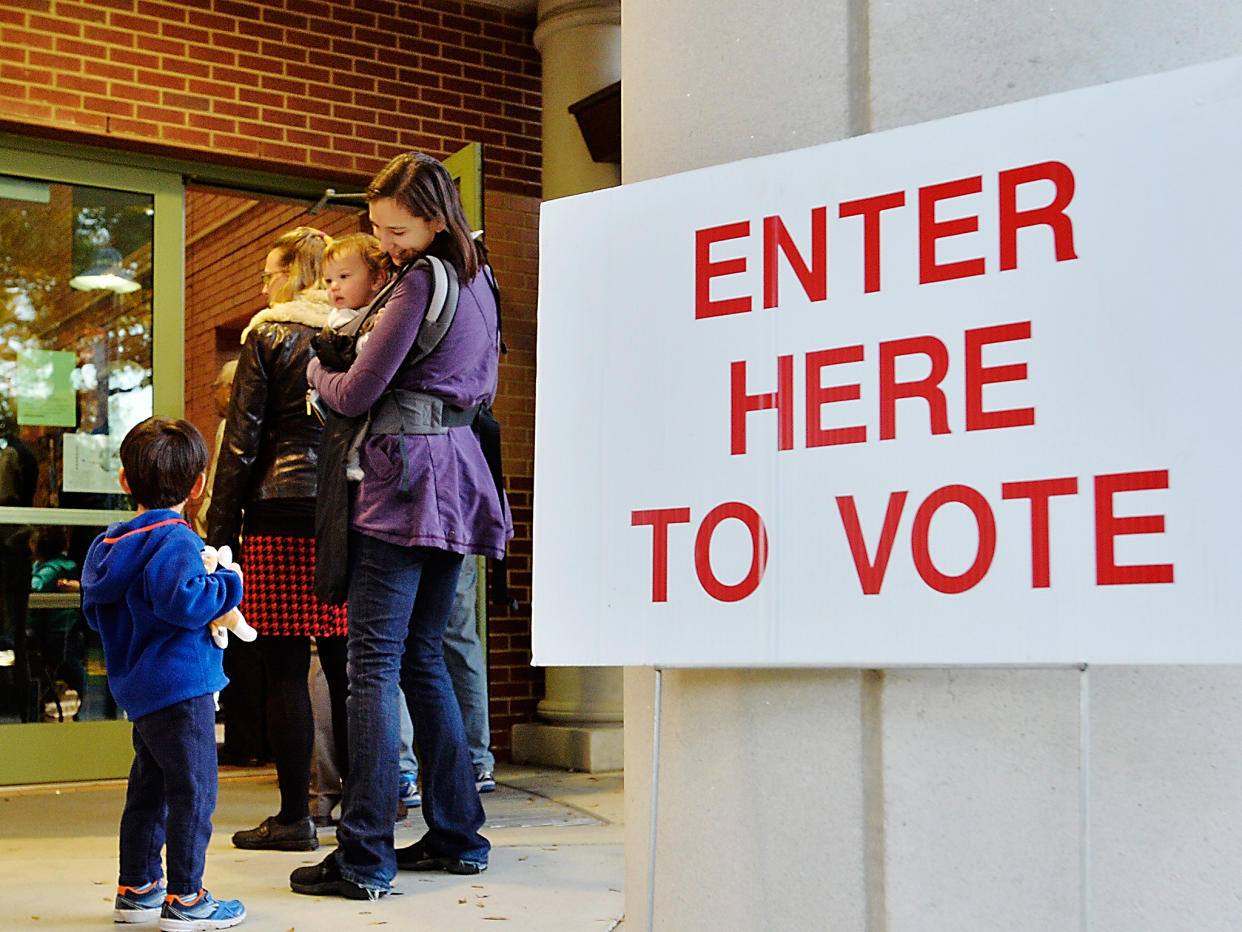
top-left (334, 532), bottom-right (489, 890)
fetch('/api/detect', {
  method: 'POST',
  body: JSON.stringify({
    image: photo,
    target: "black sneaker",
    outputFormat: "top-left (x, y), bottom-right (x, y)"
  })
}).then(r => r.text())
top-left (290, 852), bottom-right (387, 901)
top-left (395, 839), bottom-right (488, 875)
top-left (232, 815), bottom-right (318, 851)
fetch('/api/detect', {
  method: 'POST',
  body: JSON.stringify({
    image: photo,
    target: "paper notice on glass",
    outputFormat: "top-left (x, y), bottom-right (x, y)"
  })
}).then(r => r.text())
top-left (15, 349), bottom-right (76, 427)
top-left (62, 433), bottom-right (123, 494)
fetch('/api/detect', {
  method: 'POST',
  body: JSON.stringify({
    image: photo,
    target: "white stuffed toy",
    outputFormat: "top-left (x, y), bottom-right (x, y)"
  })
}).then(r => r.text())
top-left (201, 544), bottom-right (257, 648)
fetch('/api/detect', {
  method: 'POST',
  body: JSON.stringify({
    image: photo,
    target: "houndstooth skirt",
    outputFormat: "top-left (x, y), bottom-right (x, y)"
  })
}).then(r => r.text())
top-left (239, 534), bottom-right (347, 637)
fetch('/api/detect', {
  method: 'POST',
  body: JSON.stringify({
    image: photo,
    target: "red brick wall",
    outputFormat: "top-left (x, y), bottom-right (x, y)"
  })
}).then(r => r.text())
top-left (0, 0), bottom-right (541, 197)
top-left (2, 0), bottom-right (544, 759)
top-left (478, 188), bottom-right (542, 745)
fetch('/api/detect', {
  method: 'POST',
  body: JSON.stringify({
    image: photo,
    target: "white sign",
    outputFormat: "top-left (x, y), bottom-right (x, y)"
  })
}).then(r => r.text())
top-left (533, 56), bottom-right (1242, 667)
top-left (62, 432), bottom-right (123, 495)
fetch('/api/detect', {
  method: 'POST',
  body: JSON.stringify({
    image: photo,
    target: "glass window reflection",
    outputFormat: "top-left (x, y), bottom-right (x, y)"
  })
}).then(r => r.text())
top-left (1, 177), bottom-right (153, 512)
top-left (0, 176), bottom-right (154, 724)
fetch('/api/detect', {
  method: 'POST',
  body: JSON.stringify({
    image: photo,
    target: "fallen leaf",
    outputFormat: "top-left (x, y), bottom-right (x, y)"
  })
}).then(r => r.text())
top-left (459, 898), bottom-right (468, 904)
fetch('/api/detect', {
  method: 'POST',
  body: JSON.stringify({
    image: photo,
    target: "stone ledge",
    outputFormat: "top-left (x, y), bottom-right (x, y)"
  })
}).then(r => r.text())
top-left (510, 721), bottom-right (624, 772)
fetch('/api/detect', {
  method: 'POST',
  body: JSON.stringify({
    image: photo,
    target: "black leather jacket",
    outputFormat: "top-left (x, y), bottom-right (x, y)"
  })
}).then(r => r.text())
top-left (206, 294), bottom-right (332, 552)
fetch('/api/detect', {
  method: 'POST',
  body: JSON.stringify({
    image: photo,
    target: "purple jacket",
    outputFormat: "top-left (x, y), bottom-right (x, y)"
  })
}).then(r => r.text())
top-left (307, 263), bottom-right (513, 559)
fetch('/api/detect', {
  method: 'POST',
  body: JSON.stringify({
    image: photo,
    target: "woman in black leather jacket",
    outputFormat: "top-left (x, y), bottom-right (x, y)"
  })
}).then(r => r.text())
top-left (207, 226), bottom-right (348, 853)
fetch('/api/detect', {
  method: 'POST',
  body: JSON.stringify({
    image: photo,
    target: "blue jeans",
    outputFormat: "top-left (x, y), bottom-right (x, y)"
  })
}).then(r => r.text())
top-left (400, 556), bottom-right (495, 780)
top-left (119, 693), bottom-right (218, 896)
top-left (335, 532), bottom-right (489, 891)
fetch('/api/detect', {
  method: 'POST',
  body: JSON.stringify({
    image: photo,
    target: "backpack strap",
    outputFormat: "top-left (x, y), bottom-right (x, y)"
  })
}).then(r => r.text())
top-left (473, 401), bottom-right (518, 612)
top-left (404, 254), bottom-right (459, 367)
top-left (471, 243), bottom-right (516, 608)
top-left (476, 240), bottom-right (507, 355)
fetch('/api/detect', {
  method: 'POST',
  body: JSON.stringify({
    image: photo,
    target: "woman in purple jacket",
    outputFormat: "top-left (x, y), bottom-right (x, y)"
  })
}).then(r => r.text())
top-left (291, 153), bottom-right (512, 901)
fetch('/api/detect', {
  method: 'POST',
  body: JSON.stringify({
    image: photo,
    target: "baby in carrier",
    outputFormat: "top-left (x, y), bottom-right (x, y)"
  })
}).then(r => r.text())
top-left (311, 233), bottom-right (390, 480)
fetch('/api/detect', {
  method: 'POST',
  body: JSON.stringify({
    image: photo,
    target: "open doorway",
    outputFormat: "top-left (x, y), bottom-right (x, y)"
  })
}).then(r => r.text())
top-left (182, 183), bottom-right (364, 463)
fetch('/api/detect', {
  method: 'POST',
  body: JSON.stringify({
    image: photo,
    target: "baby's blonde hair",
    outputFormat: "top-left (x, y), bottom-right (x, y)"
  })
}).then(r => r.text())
top-left (323, 232), bottom-right (387, 282)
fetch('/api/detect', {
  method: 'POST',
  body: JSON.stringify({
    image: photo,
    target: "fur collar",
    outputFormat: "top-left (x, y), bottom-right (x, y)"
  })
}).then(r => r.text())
top-left (240, 289), bottom-right (333, 344)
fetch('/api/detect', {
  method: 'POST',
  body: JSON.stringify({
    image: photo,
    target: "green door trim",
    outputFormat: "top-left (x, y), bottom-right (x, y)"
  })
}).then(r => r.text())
top-left (0, 147), bottom-right (184, 420)
top-left (1, 721), bottom-right (136, 785)
top-left (443, 141), bottom-right (484, 233)
top-left (0, 130), bottom-right (363, 203)
top-left (0, 146), bottom-right (184, 784)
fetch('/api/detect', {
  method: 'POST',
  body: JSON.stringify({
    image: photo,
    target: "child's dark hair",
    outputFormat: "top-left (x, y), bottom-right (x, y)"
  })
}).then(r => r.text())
top-left (31, 525), bottom-right (68, 562)
top-left (118, 416), bottom-right (208, 510)
top-left (366, 152), bottom-right (481, 281)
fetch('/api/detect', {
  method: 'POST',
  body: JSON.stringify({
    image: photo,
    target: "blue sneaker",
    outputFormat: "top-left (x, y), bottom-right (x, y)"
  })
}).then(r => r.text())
top-left (475, 769), bottom-right (496, 793)
top-left (399, 771), bottom-right (421, 808)
top-left (158, 889), bottom-right (245, 931)
top-left (114, 879), bottom-right (166, 922)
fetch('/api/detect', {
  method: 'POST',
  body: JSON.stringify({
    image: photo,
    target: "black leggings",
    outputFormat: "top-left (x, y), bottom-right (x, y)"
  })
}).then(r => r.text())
top-left (257, 634), bottom-right (348, 823)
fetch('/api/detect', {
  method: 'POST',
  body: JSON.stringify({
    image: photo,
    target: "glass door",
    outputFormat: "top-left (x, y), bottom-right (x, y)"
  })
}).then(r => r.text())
top-left (0, 149), bottom-right (182, 782)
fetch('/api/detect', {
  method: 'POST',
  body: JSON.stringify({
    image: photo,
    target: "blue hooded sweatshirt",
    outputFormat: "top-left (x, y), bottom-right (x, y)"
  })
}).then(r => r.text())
top-left (81, 509), bottom-right (243, 721)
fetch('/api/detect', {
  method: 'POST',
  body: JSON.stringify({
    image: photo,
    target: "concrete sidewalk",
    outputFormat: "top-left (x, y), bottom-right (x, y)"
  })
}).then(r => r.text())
top-left (0, 764), bottom-right (625, 931)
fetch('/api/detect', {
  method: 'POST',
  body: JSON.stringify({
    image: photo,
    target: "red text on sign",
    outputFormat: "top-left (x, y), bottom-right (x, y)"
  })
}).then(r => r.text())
top-left (731, 321), bottom-right (1034, 454)
top-left (833, 469), bottom-right (1173, 595)
top-left (632, 503), bottom-right (769, 603)
top-left (631, 469), bottom-right (1173, 603)
top-left (695, 160), bottom-right (1078, 318)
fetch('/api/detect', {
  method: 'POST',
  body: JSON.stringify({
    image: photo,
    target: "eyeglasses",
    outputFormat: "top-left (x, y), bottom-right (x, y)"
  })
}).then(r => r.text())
top-left (261, 269), bottom-right (287, 286)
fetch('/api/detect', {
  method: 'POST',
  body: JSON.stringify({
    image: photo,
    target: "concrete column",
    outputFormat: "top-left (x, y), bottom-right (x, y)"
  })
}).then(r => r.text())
top-left (620, 0), bottom-right (1242, 927)
top-left (533, 0), bottom-right (621, 200)
top-left (510, 0), bottom-right (623, 772)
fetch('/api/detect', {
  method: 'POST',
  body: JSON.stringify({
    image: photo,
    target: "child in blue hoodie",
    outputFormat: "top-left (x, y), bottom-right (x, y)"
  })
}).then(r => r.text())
top-left (82, 416), bottom-right (247, 931)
